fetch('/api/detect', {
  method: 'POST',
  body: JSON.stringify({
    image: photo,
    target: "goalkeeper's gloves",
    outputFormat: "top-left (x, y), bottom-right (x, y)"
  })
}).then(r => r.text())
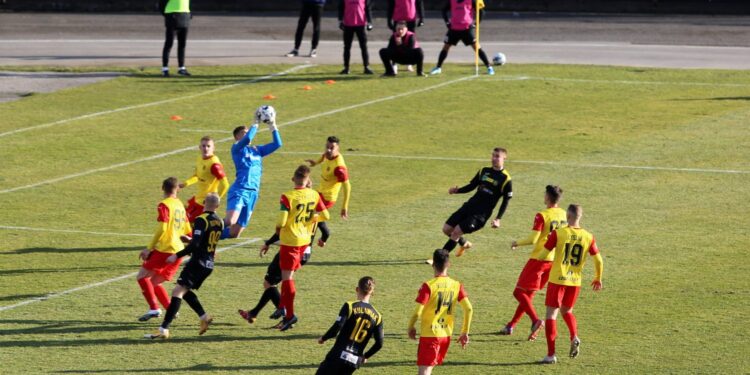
top-left (267, 119), bottom-right (278, 132)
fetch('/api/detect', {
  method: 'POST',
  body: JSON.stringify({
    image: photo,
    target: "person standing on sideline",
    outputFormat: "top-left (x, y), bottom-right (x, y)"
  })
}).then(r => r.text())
top-left (287, 0), bottom-right (326, 58)
top-left (429, 0), bottom-right (494, 76)
top-left (339, 0), bottom-right (374, 75)
top-left (379, 21), bottom-right (425, 77)
top-left (159, 0), bottom-right (191, 77)
top-left (387, 0), bottom-right (424, 31)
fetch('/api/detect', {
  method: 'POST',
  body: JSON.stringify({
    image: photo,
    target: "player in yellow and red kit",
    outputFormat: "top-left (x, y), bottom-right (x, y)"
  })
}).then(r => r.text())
top-left (500, 185), bottom-right (566, 340)
top-left (540, 204), bottom-right (604, 364)
top-left (408, 249), bottom-right (473, 375)
top-left (261, 165), bottom-right (330, 331)
top-left (179, 136), bottom-right (229, 223)
top-left (305, 136), bottom-right (351, 247)
top-left (136, 177), bottom-right (192, 322)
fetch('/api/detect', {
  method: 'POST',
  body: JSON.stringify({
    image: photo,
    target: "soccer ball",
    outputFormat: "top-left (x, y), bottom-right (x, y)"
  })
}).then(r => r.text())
top-left (255, 105), bottom-right (276, 124)
top-left (492, 52), bottom-right (507, 66)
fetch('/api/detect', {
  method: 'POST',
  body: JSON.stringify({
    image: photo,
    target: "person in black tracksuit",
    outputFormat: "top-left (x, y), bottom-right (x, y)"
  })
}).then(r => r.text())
top-left (159, 0), bottom-right (191, 77)
top-left (316, 277), bottom-right (384, 375)
top-left (287, 0), bottom-right (327, 58)
top-left (379, 21), bottom-right (424, 76)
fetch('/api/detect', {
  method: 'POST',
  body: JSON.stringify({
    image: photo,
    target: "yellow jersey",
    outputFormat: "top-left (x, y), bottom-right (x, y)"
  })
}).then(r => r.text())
top-left (415, 276), bottom-right (468, 338)
top-left (148, 196), bottom-right (191, 254)
top-left (278, 187), bottom-right (328, 246)
top-left (528, 207), bottom-right (567, 261)
top-left (185, 155), bottom-right (228, 202)
top-left (317, 154), bottom-right (349, 204)
top-left (545, 227), bottom-right (599, 287)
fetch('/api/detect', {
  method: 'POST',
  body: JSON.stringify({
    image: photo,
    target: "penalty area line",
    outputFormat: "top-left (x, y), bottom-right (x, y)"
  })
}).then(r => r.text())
top-left (0, 225), bottom-right (152, 237)
top-left (0, 64), bottom-right (314, 139)
top-left (0, 238), bottom-right (261, 313)
top-left (0, 74), bottom-right (478, 195)
top-left (278, 151), bottom-right (750, 175)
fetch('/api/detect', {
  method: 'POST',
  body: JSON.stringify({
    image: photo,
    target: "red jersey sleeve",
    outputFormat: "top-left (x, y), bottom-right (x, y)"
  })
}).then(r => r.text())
top-left (279, 194), bottom-right (290, 211)
top-left (334, 166), bottom-right (349, 182)
top-left (544, 230), bottom-right (557, 251)
top-left (315, 195), bottom-right (327, 212)
top-left (457, 283), bottom-right (468, 302)
top-left (210, 163), bottom-right (226, 179)
top-left (415, 283), bottom-right (431, 305)
top-left (589, 237), bottom-right (599, 255)
top-left (532, 213), bottom-right (544, 231)
top-left (156, 203), bottom-right (170, 222)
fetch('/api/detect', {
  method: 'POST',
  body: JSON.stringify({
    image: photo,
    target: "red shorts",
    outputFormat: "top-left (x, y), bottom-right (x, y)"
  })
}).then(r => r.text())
top-left (279, 244), bottom-right (309, 271)
top-left (185, 197), bottom-right (204, 223)
top-left (320, 195), bottom-right (336, 209)
top-left (417, 336), bottom-right (451, 366)
top-left (142, 250), bottom-right (182, 281)
top-left (516, 259), bottom-right (552, 291)
top-left (545, 283), bottom-right (581, 309)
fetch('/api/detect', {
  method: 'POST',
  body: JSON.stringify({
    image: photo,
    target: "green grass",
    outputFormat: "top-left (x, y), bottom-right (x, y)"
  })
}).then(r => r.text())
top-left (1, 63), bottom-right (749, 374)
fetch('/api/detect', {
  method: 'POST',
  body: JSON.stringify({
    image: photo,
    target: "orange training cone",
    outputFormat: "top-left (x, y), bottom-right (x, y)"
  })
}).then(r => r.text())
top-left (170, 115), bottom-right (183, 121)
top-left (325, 80), bottom-right (336, 85)
top-left (302, 85), bottom-right (313, 91)
top-left (263, 94), bottom-right (277, 100)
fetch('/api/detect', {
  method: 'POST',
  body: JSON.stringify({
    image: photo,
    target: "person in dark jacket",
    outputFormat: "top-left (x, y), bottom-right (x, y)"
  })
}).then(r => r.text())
top-left (379, 21), bottom-right (424, 76)
top-left (159, 0), bottom-right (191, 77)
top-left (287, 0), bottom-right (326, 58)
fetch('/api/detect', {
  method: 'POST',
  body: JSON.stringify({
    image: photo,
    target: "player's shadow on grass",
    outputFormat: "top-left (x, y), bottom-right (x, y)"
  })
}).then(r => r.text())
top-left (306, 259), bottom-right (427, 267)
top-left (3, 246), bottom-right (141, 255)
top-left (54, 360), bottom-right (416, 373)
top-left (0, 293), bottom-right (48, 302)
top-left (0, 319), bottom-right (146, 336)
top-left (0, 332), bottom-right (319, 348)
top-left (672, 96), bottom-right (750, 101)
top-left (0, 265), bottom-right (131, 275)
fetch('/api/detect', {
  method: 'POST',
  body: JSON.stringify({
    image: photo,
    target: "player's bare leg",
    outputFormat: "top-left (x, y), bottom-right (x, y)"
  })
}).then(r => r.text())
top-left (418, 365), bottom-right (434, 375)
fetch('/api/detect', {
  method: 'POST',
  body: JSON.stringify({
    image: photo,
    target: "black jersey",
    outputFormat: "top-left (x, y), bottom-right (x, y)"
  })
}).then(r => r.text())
top-left (176, 211), bottom-right (223, 269)
top-left (456, 167), bottom-right (513, 219)
top-left (321, 300), bottom-right (384, 363)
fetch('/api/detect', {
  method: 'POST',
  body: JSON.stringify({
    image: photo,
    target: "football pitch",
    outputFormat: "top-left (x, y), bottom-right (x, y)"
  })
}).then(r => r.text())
top-left (0, 63), bottom-right (749, 374)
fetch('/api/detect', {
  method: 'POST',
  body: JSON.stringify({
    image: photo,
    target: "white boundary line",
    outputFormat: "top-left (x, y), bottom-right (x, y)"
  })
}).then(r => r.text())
top-left (0, 225), bottom-right (151, 237)
top-left (0, 64), bottom-right (314, 139)
top-left (0, 237), bottom-right (261, 313)
top-left (0, 75), bottom-right (478, 195)
top-left (514, 75), bottom-right (750, 88)
top-left (278, 151), bottom-right (750, 175)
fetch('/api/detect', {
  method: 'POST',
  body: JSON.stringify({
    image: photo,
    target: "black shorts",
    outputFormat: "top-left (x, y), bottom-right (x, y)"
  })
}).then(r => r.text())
top-left (444, 27), bottom-right (476, 46)
top-left (445, 205), bottom-right (488, 234)
top-left (264, 246), bottom-right (312, 285)
top-left (177, 262), bottom-right (212, 290)
top-left (164, 12), bottom-right (190, 29)
top-left (316, 357), bottom-right (357, 375)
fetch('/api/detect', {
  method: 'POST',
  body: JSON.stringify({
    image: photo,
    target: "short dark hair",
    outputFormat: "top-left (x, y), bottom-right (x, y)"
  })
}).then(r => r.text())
top-left (493, 147), bottom-right (507, 155)
top-left (545, 185), bottom-right (563, 204)
top-left (233, 125), bottom-right (248, 138)
top-left (293, 165), bottom-right (311, 183)
top-left (395, 21), bottom-right (408, 28)
top-left (162, 177), bottom-right (179, 193)
top-left (358, 276), bottom-right (375, 294)
top-left (327, 136), bottom-right (340, 144)
top-left (432, 249), bottom-right (450, 272)
top-left (567, 204), bottom-right (583, 220)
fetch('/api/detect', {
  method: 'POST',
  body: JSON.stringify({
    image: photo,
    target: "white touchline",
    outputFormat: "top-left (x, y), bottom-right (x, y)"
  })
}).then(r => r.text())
top-left (0, 75), bottom-right (479, 195)
top-left (278, 151), bottom-right (750, 175)
top-left (0, 225), bottom-right (151, 237)
top-left (0, 64), bottom-right (314, 139)
top-left (0, 238), bottom-right (261, 313)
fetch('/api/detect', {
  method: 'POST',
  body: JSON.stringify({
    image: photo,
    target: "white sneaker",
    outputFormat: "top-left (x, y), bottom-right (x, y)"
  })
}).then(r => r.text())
top-left (144, 327), bottom-right (170, 339)
top-left (569, 337), bottom-right (581, 358)
top-left (407, 64), bottom-right (415, 72)
top-left (392, 64), bottom-right (398, 74)
top-left (138, 309), bottom-right (162, 322)
top-left (430, 67), bottom-right (442, 75)
top-left (540, 355), bottom-right (557, 364)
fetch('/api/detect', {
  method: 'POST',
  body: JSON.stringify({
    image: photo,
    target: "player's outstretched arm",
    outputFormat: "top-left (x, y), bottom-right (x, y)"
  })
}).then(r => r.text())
top-left (305, 154), bottom-right (325, 167)
top-left (512, 230), bottom-right (540, 249)
top-left (319, 303), bottom-right (350, 343)
top-left (236, 124), bottom-right (258, 149)
top-left (455, 170), bottom-right (482, 194)
top-left (258, 128), bottom-right (282, 157)
top-left (180, 175), bottom-right (199, 189)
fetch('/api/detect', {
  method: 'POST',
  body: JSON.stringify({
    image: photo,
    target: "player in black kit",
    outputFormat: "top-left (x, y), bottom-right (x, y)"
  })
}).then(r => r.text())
top-left (432, 147), bottom-right (512, 263)
top-left (316, 276), bottom-right (384, 375)
top-left (145, 192), bottom-right (224, 339)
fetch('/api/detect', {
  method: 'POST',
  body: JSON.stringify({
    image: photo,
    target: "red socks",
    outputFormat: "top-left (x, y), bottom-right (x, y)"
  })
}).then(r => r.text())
top-left (563, 312), bottom-right (578, 340)
top-left (508, 304), bottom-right (525, 327)
top-left (137, 278), bottom-right (158, 310)
top-left (280, 279), bottom-right (296, 319)
top-left (154, 283), bottom-right (170, 309)
top-left (513, 288), bottom-right (539, 323)
top-left (545, 319), bottom-right (557, 356)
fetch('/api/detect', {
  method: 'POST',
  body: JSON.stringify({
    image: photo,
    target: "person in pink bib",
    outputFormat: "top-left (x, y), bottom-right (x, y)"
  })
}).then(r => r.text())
top-left (387, 0), bottom-right (424, 31)
top-left (429, 0), bottom-right (494, 76)
top-left (338, 0), bottom-right (374, 75)
top-left (379, 21), bottom-right (424, 77)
